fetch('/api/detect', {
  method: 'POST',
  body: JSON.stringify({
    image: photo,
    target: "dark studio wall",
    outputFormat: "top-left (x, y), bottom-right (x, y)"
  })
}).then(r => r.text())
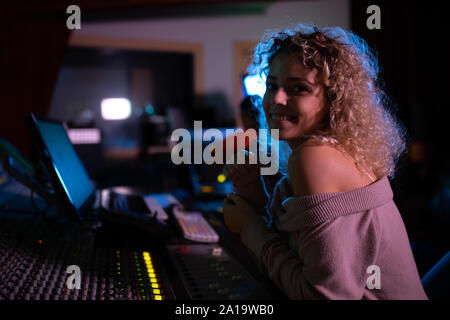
top-left (1, 6), bottom-right (71, 160)
top-left (351, 0), bottom-right (449, 247)
top-left (49, 47), bottom-right (194, 149)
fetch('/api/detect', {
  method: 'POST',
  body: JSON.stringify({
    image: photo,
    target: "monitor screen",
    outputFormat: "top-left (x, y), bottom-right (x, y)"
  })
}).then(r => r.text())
top-left (34, 118), bottom-right (94, 211)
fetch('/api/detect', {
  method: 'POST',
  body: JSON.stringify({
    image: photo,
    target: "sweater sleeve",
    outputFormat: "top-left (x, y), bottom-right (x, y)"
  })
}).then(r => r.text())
top-left (240, 211), bottom-right (381, 300)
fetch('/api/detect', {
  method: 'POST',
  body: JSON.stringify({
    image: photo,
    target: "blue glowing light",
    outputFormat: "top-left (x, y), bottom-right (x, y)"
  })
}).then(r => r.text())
top-left (243, 74), bottom-right (266, 98)
top-left (145, 104), bottom-right (155, 115)
top-left (52, 161), bottom-right (73, 205)
top-left (35, 120), bottom-right (94, 210)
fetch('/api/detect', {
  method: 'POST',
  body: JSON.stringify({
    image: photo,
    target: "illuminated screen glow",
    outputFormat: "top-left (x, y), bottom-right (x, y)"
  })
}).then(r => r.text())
top-left (67, 128), bottom-right (101, 144)
top-left (35, 120), bottom-right (94, 210)
top-left (101, 98), bottom-right (132, 120)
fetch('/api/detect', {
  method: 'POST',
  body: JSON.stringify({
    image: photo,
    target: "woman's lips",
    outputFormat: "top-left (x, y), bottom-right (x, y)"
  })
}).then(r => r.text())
top-left (270, 113), bottom-right (297, 121)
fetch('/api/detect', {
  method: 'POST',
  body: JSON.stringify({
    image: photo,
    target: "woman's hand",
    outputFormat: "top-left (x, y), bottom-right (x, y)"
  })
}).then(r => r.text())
top-left (223, 150), bottom-right (261, 188)
top-left (223, 193), bottom-right (256, 234)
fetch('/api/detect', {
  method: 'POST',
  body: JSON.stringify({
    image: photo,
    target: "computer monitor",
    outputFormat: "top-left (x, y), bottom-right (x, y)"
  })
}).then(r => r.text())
top-left (25, 114), bottom-right (95, 220)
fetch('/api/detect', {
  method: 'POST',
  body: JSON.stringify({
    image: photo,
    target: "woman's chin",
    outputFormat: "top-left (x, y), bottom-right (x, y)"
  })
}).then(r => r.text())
top-left (269, 130), bottom-right (298, 141)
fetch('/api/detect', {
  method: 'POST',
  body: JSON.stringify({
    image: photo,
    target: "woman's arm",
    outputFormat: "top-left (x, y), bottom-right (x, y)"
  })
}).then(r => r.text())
top-left (241, 213), bottom-right (380, 299)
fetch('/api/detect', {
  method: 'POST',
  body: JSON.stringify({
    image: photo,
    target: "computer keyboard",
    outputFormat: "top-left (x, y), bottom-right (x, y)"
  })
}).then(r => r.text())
top-left (139, 193), bottom-right (219, 243)
top-left (142, 195), bottom-right (169, 220)
top-left (99, 190), bottom-right (172, 240)
top-left (109, 193), bottom-right (151, 216)
top-left (102, 191), bottom-right (218, 242)
top-left (172, 206), bottom-right (219, 243)
top-left (104, 191), bottom-right (169, 221)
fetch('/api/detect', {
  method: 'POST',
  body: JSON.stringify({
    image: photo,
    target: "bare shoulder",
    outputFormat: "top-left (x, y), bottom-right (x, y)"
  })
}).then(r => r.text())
top-left (288, 143), bottom-right (373, 196)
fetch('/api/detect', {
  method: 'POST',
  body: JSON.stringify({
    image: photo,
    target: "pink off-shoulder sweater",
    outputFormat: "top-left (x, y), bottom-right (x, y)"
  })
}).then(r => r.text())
top-left (236, 175), bottom-right (428, 300)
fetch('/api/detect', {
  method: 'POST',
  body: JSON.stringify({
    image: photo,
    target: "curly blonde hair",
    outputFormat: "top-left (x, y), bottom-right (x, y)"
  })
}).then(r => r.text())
top-left (248, 24), bottom-right (407, 178)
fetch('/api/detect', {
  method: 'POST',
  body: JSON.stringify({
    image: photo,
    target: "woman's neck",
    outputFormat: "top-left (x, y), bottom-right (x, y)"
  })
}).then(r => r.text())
top-left (287, 136), bottom-right (312, 150)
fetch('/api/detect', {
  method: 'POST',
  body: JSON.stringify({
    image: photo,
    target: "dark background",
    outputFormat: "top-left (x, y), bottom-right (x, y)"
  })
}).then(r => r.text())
top-left (352, 1), bottom-right (449, 259)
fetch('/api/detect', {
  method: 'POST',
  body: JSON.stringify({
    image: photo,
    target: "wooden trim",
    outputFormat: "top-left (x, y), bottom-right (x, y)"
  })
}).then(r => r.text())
top-left (232, 40), bottom-right (258, 127)
top-left (69, 34), bottom-right (204, 95)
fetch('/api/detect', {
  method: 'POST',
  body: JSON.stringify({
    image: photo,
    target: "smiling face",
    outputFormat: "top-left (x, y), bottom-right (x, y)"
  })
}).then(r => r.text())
top-left (262, 51), bottom-right (329, 148)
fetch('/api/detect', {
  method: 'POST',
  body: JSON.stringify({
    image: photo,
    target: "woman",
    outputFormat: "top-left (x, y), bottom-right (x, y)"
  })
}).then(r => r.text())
top-left (223, 24), bottom-right (428, 299)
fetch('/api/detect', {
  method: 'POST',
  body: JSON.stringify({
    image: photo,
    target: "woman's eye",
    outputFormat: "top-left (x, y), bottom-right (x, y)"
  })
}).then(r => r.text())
top-left (265, 83), bottom-right (308, 94)
top-left (290, 86), bottom-right (308, 93)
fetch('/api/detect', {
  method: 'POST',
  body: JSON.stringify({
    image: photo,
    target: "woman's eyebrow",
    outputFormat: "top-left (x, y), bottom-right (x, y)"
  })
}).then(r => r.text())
top-left (267, 75), bottom-right (314, 85)
top-left (286, 77), bottom-right (314, 85)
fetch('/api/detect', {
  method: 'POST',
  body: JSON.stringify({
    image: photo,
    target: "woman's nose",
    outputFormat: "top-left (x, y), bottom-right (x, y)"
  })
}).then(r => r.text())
top-left (273, 88), bottom-right (288, 106)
